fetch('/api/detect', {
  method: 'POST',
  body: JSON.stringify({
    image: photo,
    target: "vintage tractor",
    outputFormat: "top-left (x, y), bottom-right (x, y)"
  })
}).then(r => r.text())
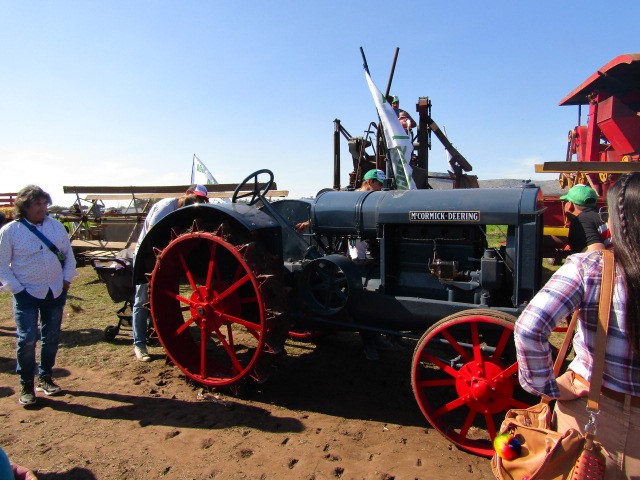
top-left (536, 53), bottom-right (640, 244)
top-left (134, 168), bottom-right (545, 457)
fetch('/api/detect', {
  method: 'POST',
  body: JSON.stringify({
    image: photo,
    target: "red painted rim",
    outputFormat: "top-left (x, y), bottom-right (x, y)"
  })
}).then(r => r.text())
top-left (411, 311), bottom-right (534, 457)
top-left (150, 232), bottom-right (268, 387)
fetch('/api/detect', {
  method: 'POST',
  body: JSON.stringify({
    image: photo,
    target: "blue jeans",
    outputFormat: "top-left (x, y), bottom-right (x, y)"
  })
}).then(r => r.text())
top-left (132, 283), bottom-right (149, 348)
top-left (13, 289), bottom-right (67, 384)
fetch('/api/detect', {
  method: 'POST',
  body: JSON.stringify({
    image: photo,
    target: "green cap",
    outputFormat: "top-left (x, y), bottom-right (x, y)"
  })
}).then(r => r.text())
top-left (391, 96), bottom-right (399, 104)
top-left (363, 169), bottom-right (386, 183)
top-left (560, 184), bottom-right (598, 206)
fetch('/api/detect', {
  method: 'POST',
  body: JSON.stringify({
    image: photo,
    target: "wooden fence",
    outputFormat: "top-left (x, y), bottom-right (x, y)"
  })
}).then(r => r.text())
top-left (0, 192), bottom-right (17, 207)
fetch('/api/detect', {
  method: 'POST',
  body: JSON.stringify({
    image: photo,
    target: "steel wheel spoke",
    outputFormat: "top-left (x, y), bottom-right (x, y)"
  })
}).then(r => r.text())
top-left (421, 352), bottom-right (460, 378)
top-left (491, 327), bottom-right (511, 360)
top-left (226, 323), bottom-right (234, 349)
top-left (416, 378), bottom-right (456, 388)
top-left (178, 251), bottom-right (200, 295)
top-left (440, 329), bottom-right (471, 362)
top-left (460, 409), bottom-right (477, 439)
top-left (220, 312), bottom-right (262, 332)
top-left (216, 274), bottom-right (251, 302)
top-left (493, 361), bottom-right (518, 380)
top-left (205, 241), bottom-right (219, 292)
top-left (160, 288), bottom-right (193, 306)
top-left (175, 316), bottom-right (197, 336)
top-left (434, 395), bottom-right (469, 416)
top-left (484, 412), bottom-right (497, 439)
top-left (212, 327), bottom-right (244, 373)
top-left (232, 263), bottom-right (244, 283)
top-left (471, 322), bottom-right (483, 367)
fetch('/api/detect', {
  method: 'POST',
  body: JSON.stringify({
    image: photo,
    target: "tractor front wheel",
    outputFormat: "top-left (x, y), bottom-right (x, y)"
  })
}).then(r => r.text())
top-left (149, 228), bottom-right (286, 389)
top-left (411, 309), bottom-right (535, 457)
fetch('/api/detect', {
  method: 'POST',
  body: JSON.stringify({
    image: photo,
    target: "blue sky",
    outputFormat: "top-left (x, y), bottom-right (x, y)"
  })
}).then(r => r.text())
top-left (1, 1), bottom-right (638, 205)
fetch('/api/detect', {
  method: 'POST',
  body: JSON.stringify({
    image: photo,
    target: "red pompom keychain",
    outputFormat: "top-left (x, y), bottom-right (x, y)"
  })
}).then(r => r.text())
top-left (493, 432), bottom-right (522, 461)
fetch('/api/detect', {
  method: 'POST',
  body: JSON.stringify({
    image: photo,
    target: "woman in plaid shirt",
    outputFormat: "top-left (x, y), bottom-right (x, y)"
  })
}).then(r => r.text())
top-left (515, 173), bottom-right (640, 479)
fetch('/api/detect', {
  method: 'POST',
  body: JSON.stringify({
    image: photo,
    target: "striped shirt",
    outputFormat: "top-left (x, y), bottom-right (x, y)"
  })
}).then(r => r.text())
top-left (514, 250), bottom-right (640, 398)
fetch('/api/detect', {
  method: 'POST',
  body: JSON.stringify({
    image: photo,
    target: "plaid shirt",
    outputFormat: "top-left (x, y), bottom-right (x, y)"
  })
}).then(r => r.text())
top-left (515, 250), bottom-right (640, 398)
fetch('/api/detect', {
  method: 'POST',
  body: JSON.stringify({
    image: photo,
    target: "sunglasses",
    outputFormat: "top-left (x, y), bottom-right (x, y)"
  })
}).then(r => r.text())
top-left (599, 207), bottom-right (609, 223)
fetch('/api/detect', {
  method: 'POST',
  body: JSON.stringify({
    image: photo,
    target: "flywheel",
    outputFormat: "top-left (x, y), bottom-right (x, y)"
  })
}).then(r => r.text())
top-left (149, 225), bottom-right (287, 388)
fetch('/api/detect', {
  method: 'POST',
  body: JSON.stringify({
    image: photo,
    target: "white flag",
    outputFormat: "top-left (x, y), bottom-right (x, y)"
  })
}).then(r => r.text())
top-left (364, 71), bottom-right (416, 190)
top-left (191, 155), bottom-right (218, 185)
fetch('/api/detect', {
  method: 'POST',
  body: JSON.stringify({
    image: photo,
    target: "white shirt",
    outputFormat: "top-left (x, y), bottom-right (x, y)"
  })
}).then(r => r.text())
top-left (0, 216), bottom-right (77, 298)
top-left (133, 198), bottom-right (179, 256)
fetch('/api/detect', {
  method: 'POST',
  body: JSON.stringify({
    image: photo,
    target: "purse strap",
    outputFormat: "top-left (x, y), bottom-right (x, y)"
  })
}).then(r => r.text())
top-left (547, 250), bottom-right (614, 412)
top-left (18, 218), bottom-right (65, 266)
top-left (587, 249), bottom-right (615, 412)
top-left (552, 310), bottom-right (580, 377)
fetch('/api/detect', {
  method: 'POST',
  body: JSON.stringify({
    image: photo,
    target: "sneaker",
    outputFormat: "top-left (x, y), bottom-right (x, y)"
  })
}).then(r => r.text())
top-left (36, 376), bottom-right (62, 396)
top-left (134, 345), bottom-right (151, 362)
top-left (18, 382), bottom-right (36, 405)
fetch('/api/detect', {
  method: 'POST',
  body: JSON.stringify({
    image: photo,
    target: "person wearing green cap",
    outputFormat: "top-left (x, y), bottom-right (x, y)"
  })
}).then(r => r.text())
top-left (351, 169), bottom-right (395, 359)
top-left (360, 168), bottom-right (385, 193)
top-left (294, 169), bottom-right (385, 234)
top-left (559, 184), bottom-right (606, 253)
top-left (348, 169), bottom-right (386, 261)
top-left (294, 169), bottom-right (392, 359)
top-left (390, 96), bottom-right (416, 131)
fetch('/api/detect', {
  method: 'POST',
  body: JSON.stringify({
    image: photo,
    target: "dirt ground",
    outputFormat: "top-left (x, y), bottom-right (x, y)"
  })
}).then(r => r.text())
top-left (0, 266), bottom-right (494, 480)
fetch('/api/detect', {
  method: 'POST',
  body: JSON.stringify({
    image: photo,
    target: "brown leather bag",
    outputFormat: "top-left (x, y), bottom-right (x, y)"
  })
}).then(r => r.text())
top-left (491, 250), bottom-right (614, 480)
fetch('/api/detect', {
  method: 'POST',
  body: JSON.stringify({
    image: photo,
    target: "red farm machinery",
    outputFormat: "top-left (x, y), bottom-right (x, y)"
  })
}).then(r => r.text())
top-left (537, 53), bottom-right (640, 248)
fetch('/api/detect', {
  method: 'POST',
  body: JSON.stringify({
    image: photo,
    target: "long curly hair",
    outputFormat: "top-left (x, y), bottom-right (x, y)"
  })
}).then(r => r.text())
top-left (13, 185), bottom-right (52, 220)
top-left (607, 173), bottom-right (640, 354)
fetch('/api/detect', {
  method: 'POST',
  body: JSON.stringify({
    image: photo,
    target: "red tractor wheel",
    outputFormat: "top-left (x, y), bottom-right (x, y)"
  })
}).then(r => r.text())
top-left (411, 310), bottom-right (535, 457)
top-left (149, 228), bottom-right (286, 389)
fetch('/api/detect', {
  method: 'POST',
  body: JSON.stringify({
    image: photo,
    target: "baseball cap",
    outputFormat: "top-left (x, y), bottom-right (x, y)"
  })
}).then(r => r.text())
top-left (559, 184), bottom-right (598, 206)
top-left (363, 169), bottom-right (386, 183)
top-left (187, 184), bottom-right (209, 199)
top-left (391, 96), bottom-right (399, 104)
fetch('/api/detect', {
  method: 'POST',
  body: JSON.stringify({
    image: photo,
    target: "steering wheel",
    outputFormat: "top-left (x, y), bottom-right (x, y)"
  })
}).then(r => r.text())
top-left (232, 169), bottom-right (275, 205)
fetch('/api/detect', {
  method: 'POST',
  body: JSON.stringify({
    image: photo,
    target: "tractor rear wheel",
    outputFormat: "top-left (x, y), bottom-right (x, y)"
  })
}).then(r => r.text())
top-left (411, 309), bottom-right (536, 457)
top-left (149, 227), bottom-right (286, 389)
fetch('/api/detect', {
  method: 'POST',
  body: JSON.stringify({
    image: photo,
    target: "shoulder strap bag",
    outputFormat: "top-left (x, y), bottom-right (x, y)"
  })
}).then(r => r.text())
top-left (491, 249), bottom-right (614, 480)
top-left (18, 218), bottom-right (66, 266)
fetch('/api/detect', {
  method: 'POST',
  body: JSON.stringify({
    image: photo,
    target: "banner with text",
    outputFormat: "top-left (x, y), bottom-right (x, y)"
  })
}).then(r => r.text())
top-left (364, 71), bottom-right (415, 190)
top-left (191, 155), bottom-right (219, 185)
